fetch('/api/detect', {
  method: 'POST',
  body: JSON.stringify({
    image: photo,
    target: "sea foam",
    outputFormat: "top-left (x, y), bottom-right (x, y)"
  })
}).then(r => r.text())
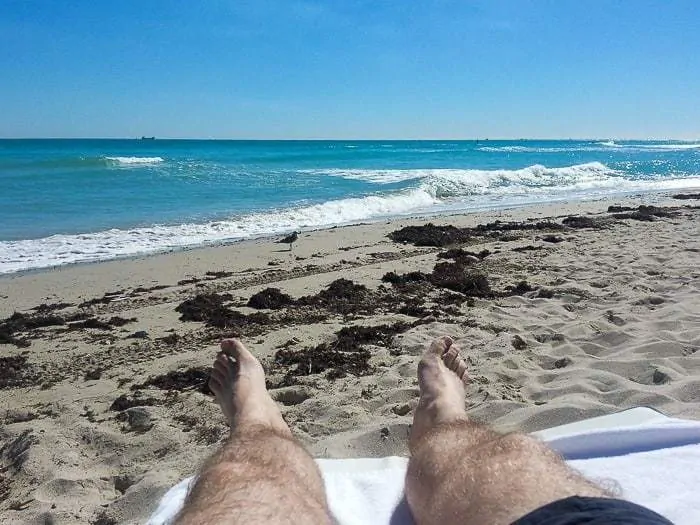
top-left (2, 162), bottom-right (699, 274)
top-left (476, 145), bottom-right (615, 153)
top-left (0, 189), bottom-right (437, 274)
top-left (308, 162), bottom-right (616, 187)
top-left (105, 156), bottom-right (165, 166)
top-left (598, 142), bottom-right (700, 151)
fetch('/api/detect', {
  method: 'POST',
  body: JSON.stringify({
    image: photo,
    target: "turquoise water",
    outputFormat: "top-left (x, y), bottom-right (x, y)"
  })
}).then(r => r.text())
top-left (1, 139), bottom-right (699, 273)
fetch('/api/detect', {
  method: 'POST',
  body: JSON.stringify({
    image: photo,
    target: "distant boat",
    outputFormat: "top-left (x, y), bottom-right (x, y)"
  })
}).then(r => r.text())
top-left (140, 136), bottom-right (156, 140)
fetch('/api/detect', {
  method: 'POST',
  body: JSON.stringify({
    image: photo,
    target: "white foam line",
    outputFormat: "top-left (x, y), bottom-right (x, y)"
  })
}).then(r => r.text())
top-left (105, 156), bottom-right (164, 165)
top-left (2, 162), bottom-right (699, 274)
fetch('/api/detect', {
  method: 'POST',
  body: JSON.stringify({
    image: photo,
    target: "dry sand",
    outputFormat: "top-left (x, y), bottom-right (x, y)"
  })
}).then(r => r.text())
top-left (1, 193), bottom-right (699, 524)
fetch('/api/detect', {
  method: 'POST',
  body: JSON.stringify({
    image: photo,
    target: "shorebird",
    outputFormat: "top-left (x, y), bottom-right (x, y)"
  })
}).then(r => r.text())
top-left (277, 231), bottom-right (299, 251)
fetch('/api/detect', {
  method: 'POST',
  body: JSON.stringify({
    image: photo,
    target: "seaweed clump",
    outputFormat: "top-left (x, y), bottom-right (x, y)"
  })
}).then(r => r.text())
top-left (273, 322), bottom-right (413, 381)
top-left (247, 288), bottom-right (294, 310)
top-left (176, 293), bottom-right (232, 323)
top-left (0, 356), bottom-right (38, 389)
top-left (437, 248), bottom-right (490, 263)
top-left (275, 344), bottom-right (372, 380)
top-left (176, 293), bottom-right (271, 331)
top-left (381, 271), bottom-right (430, 287)
top-left (562, 216), bottom-right (602, 229)
top-left (507, 281), bottom-right (537, 295)
top-left (0, 311), bottom-right (83, 347)
top-left (109, 393), bottom-right (158, 411)
top-left (512, 245), bottom-right (543, 252)
top-left (383, 260), bottom-right (493, 299)
top-left (0, 309), bottom-right (134, 348)
top-left (429, 262), bottom-right (493, 297)
top-left (672, 193), bottom-right (700, 200)
top-left (298, 279), bottom-right (372, 315)
top-left (471, 220), bottom-right (564, 234)
top-left (611, 205), bottom-right (678, 221)
top-left (389, 220), bottom-right (566, 248)
top-left (132, 367), bottom-right (212, 395)
top-left (333, 322), bottom-right (412, 351)
top-left (388, 223), bottom-right (471, 247)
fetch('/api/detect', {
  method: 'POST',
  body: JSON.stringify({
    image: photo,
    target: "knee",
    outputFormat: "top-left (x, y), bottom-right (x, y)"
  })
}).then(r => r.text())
top-left (200, 462), bottom-right (248, 487)
top-left (494, 432), bottom-right (554, 458)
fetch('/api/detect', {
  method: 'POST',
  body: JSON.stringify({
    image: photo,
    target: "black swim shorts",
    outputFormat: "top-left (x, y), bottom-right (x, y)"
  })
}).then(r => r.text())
top-left (511, 496), bottom-right (674, 525)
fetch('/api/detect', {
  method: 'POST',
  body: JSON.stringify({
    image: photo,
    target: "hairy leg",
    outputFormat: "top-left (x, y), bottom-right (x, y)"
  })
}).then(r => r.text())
top-left (405, 337), bottom-right (609, 525)
top-left (176, 339), bottom-right (331, 525)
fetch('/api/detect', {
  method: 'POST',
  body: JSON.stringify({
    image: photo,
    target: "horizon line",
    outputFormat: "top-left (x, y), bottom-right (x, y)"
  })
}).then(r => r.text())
top-left (1, 136), bottom-right (699, 141)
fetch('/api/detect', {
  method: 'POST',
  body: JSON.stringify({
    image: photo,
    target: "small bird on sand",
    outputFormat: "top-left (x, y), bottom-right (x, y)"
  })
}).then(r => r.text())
top-left (277, 231), bottom-right (299, 251)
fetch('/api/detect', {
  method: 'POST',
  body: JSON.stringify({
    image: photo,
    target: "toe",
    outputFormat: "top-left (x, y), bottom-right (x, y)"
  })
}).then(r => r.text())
top-left (212, 354), bottom-right (229, 373)
top-left (454, 360), bottom-right (469, 383)
top-left (208, 371), bottom-right (224, 393)
top-left (428, 336), bottom-right (453, 357)
top-left (224, 354), bottom-right (239, 379)
top-left (210, 363), bottom-right (227, 382)
top-left (221, 338), bottom-right (258, 366)
top-left (443, 347), bottom-right (459, 369)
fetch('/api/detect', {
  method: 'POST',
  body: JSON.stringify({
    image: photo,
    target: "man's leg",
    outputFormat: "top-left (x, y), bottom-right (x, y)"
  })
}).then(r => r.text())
top-left (405, 337), bottom-right (610, 525)
top-left (176, 339), bottom-right (331, 525)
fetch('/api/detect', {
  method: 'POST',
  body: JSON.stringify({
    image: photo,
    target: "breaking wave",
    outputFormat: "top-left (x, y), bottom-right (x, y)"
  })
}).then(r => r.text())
top-left (2, 161), bottom-right (698, 274)
top-left (598, 141), bottom-right (700, 151)
top-left (308, 162), bottom-right (617, 186)
top-left (105, 156), bottom-right (165, 166)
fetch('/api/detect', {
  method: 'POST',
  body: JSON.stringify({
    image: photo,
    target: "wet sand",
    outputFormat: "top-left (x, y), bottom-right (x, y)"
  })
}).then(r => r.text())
top-left (1, 193), bottom-right (699, 524)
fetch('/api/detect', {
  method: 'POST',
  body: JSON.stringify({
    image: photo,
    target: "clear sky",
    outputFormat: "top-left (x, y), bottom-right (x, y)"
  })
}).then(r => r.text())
top-left (1, 0), bottom-right (698, 139)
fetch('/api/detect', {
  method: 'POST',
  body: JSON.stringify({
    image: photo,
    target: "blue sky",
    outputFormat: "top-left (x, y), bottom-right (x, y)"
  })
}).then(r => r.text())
top-left (1, 0), bottom-right (698, 139)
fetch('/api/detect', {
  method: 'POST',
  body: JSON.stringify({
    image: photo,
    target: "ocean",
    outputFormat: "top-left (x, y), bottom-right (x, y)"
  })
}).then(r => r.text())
top-left (1, 139), bottom-right (699, 274)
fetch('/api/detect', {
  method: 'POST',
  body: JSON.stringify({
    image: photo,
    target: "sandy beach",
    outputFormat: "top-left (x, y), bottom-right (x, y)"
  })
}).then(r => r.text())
top-left (1, 193), bottom-right (699, 524)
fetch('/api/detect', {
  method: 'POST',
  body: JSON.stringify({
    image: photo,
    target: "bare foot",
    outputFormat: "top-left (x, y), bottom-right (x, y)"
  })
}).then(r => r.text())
top-left (208, 339), bottom-right (291, 436)
top-left (410, 336), bottom-right (469, 451)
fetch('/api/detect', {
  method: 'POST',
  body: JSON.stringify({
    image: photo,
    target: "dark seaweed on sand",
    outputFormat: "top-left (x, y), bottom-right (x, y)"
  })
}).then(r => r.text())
top-left (383, 259), bottom-right (493, 298)
top-left (381, 271), bottom-right (430, 287)
top-left (176, 293), bottom-right (271, 330)
top-left (68, 318), bottom-right (113, 330)
top-left (297, 279), bottom-right (375, 315)
top-left (389, 220), bottom-right (565, 247)
top-left (0, 311), bottom-right (81, 347)
top-left (436, 248), bottom-right (490, 262)
top-left (471, 220), bottom-right (564, 234)
top-left (430, 262), bottom-right (493, 297)
top-left (274, 321), bottom-right (415, 380)
top-left (507, 281), bottom-right (537, 295)
top-left (275, 344), bottom-right (373, 379)
top-left (541, 235), bottom-right (564, 243)
top-left (247, 288), bottom-right (294, 310)
top-left (672, 193), bottom-right (700, 200)
top-left (0, 355), bottom-right (39, 389)
top-left (334, 322), bottom-right (413, 350)
top-left (31, 302), bottom-right (73, 313)
top-left (0, 309), bottom-right (137, 348)
top-left (132, 367), bottom-right (212, 395)
top-left (176, 293), bottom-right (233, 323)
top-left (388, 223), bottom-right (471, 247)
top-left (562, 216), bottom-right (603, 229)
top-left (512, 245), bottom-right (544, 252)
top-left (178, 278), bottom-right (416, 343)
top-left (109, 393), bottom-right (159, 411)
top-left (610, 205), bottom-right (679, 221)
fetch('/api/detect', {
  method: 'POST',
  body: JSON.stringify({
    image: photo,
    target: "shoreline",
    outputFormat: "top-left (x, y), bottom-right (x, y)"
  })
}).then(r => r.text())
top-left (2, 186), bottom-right (696, 284)
top-left (1, 192), bottom-right (698, 523)
top-left (0, 191), bottom-right (676, 315)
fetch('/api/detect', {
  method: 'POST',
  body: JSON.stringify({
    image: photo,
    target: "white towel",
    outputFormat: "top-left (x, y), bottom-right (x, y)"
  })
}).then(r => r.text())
top-left (147, 419), bottom-right (700, 525)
